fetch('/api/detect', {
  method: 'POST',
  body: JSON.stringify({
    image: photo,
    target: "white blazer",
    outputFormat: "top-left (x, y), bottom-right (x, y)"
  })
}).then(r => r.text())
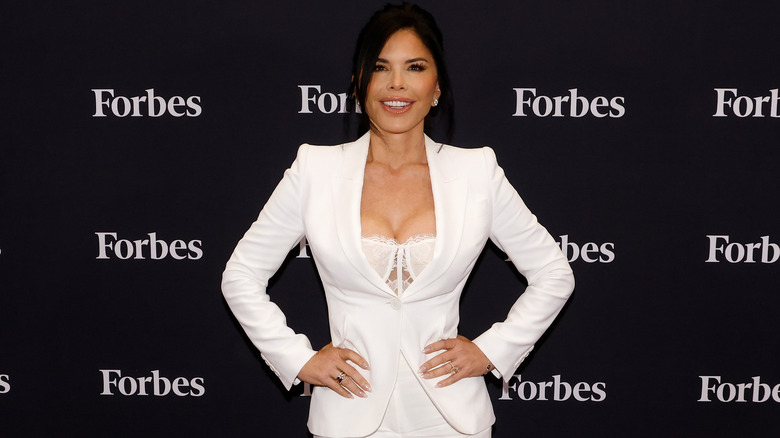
top-left (222, 132), bottom-right (574, 437)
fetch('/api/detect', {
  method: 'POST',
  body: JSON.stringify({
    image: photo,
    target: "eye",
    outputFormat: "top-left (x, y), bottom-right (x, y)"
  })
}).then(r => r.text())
top-left (409, 63), bottom-right (426, 71)
top-left (373, 64), bottom-right (387, 71)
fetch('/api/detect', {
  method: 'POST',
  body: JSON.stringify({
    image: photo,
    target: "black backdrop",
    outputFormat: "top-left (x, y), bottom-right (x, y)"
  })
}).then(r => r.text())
top-left (2, 1), bottom-right (779, 436)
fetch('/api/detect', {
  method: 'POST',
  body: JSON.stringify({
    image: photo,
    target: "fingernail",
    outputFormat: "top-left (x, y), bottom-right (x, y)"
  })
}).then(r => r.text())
top-left (364, 383), bottom-right (372, 392)
top-left (363, 362), bottom-right (370, 369)
top-left (422, 372), bottom-right (431, 378)
top-left (358, 390), bottom-right (367, 398)
top-left (423, 347), bottom-right (430, 353)
top-left (436, 382), bottom-right (444, 388)
top-left (417, 365), bottom-right (426, 373)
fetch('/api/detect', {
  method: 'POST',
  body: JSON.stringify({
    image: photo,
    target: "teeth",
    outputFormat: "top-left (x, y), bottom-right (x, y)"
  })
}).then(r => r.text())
top-left (384, 101), bottom-right (411, 108)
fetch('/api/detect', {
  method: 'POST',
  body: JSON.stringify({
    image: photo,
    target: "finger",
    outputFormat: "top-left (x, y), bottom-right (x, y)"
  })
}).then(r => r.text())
top-left (329, 380), bottom-right (355, 398)
top-left (327, 371), bottom-right (355, 399)
top-left (422, 360), bottom-right (458, 379)
top-left (338, 363), bottom-right (372, 393)
top-left (340, 374), bottom-right (368, 398)
top-left (423, 338), bottom-right (455, 354)
top-left (418, 351), bottom-right (455, 374)
top-left (435, 371), bottom-right (462, 388)
top-left (340, 348), bottom-right (370, 370)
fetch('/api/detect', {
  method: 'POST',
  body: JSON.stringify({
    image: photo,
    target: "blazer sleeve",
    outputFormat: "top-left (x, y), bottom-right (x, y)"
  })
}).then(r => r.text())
top-left (221, 144), bottom-right (317, 390)
top-left (471, 147), bottom-right (575, 383)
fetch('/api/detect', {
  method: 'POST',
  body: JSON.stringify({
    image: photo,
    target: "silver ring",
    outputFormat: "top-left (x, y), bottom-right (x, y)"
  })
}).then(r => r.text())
top-left (336, 372), bottom-right (346, 384)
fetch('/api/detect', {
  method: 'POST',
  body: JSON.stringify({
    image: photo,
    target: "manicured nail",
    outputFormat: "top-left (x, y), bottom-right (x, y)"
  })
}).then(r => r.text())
top-left (423, 347), bottom-right (431, 353)
top-left (364, 383), bottom-right (372, 392)
top-left (418, 365), bottom-right (426, 373)
top-left (363, 362), bottom-right (370, 369)
top-left (357, 390), bottom-right (367, 398)
top-left (423, 372), bottom-right (431, 378)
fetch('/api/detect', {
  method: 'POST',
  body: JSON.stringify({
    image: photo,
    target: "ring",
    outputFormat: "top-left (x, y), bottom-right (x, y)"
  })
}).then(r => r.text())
top-left (335, 372), bottom-right (346, 384)
top-left (449, 362), bottom-right (458, 374)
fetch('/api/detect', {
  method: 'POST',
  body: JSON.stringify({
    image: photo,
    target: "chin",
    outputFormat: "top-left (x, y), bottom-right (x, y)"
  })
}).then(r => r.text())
top-left (373, 119), bottom-right (425, 136)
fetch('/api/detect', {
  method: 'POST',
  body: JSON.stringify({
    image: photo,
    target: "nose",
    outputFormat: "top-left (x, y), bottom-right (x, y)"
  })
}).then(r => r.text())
top-left (387, 69), bottom-right (405, 90)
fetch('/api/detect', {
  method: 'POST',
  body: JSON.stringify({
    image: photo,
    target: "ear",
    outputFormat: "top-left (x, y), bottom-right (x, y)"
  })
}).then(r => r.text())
top-left (435, 82), bottom-right (441, 100)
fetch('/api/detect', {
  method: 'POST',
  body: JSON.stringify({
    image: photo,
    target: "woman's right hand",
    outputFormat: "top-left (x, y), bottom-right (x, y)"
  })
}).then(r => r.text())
top-left (297, 343), bottom-right (372, 398)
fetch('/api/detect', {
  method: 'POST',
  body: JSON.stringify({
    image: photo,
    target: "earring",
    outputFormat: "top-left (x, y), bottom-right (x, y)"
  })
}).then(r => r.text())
top-left (433, 99), bottom-right (439, 107)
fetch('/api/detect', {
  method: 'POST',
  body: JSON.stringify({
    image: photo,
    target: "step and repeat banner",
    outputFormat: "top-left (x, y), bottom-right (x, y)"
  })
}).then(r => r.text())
top-left (3, 1), bottom-right (779, 436)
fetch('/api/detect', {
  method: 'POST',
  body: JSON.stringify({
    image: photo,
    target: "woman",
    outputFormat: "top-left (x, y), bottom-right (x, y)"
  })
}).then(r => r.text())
top-left (222, 3), bottom-right (574, 437)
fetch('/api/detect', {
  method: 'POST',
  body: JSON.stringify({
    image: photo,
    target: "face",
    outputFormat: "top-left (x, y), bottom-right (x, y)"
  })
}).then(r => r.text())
top-left (364, 29), bottom-right (441, 137)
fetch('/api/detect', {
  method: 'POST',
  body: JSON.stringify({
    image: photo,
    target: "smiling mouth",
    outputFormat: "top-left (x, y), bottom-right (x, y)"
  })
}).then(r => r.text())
top-left (382, 100), bottom-right (413, 109)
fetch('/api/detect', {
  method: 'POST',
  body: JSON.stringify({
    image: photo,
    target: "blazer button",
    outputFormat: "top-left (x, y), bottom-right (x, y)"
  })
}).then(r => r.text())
top-left (389, 299), bottom-right (402, 310)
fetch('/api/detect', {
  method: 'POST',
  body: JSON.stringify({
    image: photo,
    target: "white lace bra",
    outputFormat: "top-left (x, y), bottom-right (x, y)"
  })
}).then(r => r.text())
top-left (361, 234), bottom-right (436, 295)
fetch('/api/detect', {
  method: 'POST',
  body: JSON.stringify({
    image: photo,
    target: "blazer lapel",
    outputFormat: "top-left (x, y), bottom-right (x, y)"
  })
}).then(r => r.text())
top-left (402, 135), bottom-right (467, 298)
top-left (331, 132), bottom-right (397, 296)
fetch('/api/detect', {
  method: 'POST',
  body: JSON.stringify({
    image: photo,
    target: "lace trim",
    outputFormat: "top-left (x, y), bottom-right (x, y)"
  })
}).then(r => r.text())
top-left (361, 234), bottom-right (436, 295)
top-left (361, 233), bottom-right (436, 246)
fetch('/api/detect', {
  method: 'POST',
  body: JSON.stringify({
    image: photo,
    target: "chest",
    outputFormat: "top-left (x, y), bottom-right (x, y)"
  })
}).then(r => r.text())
top-left (360, 162), bottom-right (436, 240)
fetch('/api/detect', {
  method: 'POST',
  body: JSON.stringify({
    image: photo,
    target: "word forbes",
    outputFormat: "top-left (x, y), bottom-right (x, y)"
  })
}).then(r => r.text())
top-left (513, 88), bottom-right (625, 118)
top-left (713, 88), bottom-right (780, 117)
top-left (100, 370), bottom-right (205, 397)
top-left (96, 232), bottom-right (203, 260)
top-left (705, 235), bottom-right (778, 263)
top-left (92, 88), bottom-right (202, 117)
top-left (699, 376), bottom-right (780, 403)
top-left (0, 374), bottom-right (9, 394)
top-left (500, 374), bottom-right (606, 402)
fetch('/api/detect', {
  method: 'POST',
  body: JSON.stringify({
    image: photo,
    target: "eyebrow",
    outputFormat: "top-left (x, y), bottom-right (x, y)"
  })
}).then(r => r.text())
top-left (376, 57), bottom-right (430, 64)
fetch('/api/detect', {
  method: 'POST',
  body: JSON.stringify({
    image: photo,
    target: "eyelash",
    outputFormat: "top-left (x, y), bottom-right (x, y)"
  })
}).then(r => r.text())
top-left (373, 63), bottom-right (427, 72)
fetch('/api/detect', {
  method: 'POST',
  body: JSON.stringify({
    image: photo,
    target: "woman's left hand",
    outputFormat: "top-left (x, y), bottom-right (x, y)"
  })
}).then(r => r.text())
top-left (418, 335), bottom-right (493, 388)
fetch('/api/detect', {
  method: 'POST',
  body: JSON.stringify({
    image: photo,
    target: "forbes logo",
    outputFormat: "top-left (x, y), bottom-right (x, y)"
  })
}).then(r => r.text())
top-left (100, 370), bottom-right (205, 397)
top-left (713, 88), bottom-right (780, 117)
top-left (513, 88), bottom-right (625, 118)
top-left (705, 235), bottom-right (778, 263)
top-left (699, 376), bottom-right (780, 403)
top-left (96, 232), bottom-right (203, 260)
top-left (92, 88), bottom-right (202, 117)
top-left (500, 374), bottom-right (606, 402)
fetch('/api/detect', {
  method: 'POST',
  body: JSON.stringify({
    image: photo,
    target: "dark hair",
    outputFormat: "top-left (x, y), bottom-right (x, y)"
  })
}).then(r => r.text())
top-left (348, 2), bottom-right (454, 140)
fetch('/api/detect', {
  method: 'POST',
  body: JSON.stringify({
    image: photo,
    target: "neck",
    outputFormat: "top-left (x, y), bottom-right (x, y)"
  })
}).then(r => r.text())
top-left (367, 128), bottom-right (427, 168)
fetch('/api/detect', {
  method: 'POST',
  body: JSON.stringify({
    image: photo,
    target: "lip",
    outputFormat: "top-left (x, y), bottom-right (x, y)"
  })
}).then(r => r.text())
top-left (379, 97), bottom-right (415, 114)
